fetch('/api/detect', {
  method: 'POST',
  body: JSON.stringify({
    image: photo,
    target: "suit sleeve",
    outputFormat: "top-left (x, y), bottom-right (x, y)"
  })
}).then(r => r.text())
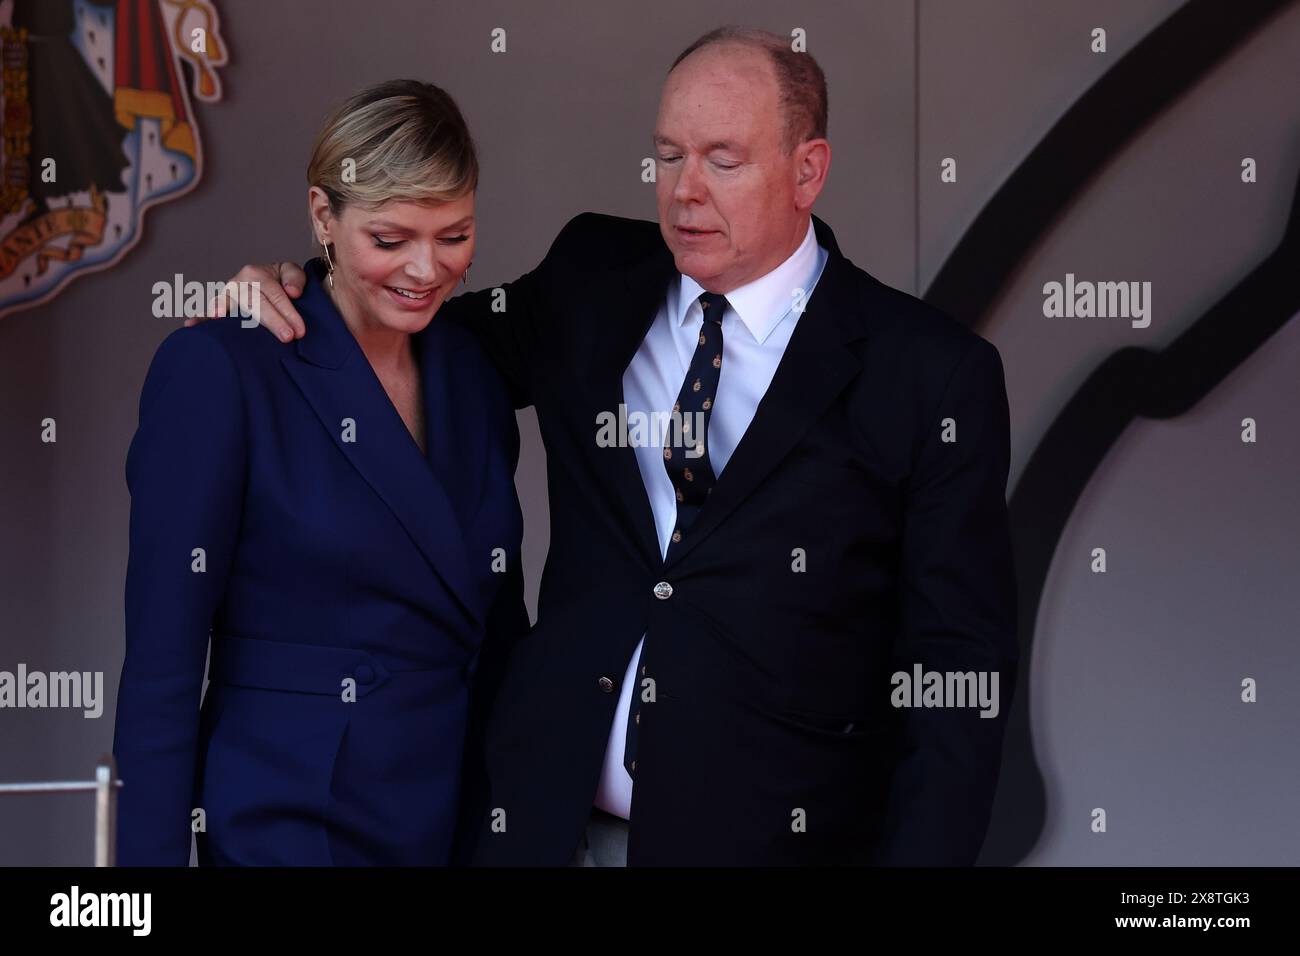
top-left (450, 551), bottom-right (528, 867)
top-left (465, 374), bottom-right (530, 734)
top-left (438, 214), bottom-right (590, 410)
top-left (448, 366), bottom-right (531, 866)
top-left (112, 329), bottom-right (247, 866)
top-left (875, 338), bottom-right (1019, 866)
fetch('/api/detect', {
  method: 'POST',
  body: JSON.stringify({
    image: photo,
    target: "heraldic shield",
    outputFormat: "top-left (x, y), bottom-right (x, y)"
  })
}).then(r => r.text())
top-left (0, 0), bottom-right (226, 318)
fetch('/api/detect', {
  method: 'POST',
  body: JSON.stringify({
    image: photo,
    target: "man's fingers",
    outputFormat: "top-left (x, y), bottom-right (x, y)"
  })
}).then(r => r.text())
top-left (199, 284), bottom-right (232, 322)
top-left (186, 264), bottom-right (306, 341)
top-left (279, 261), bottom-right (308, 298)
top-left (273, 262), bottom-right (308, 339)
top-left (259, 279), bottom-right (305, 341)
top-left (232, 262), bottom-right (305, 341)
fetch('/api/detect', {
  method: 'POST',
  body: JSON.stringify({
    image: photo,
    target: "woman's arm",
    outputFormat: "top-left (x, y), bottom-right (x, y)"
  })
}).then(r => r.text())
top-left (113, 328), bottom-right (248, 866)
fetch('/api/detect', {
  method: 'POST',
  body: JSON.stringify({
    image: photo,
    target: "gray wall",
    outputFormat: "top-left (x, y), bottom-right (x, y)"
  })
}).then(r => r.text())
top-left (1, 0), bottom-right (1296, 865)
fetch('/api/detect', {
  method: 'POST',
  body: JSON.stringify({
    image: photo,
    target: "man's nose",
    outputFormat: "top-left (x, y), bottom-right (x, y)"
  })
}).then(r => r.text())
top-left (673, 157), bottom-right (707, 203)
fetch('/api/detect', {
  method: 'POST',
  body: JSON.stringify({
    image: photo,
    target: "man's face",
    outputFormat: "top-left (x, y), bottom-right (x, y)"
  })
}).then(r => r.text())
top-left (654, 44), bottom-right (807, 293)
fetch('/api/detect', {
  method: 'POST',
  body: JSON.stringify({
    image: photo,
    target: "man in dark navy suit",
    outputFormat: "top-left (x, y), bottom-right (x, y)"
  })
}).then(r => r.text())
top-left (220, 26), bottom-right (1017, 866)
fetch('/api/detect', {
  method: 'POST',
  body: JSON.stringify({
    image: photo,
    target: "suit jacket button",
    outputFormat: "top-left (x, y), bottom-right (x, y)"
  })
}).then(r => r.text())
top-left (598, 676), bottom-right (614, 693)
top-left (354, 664), bottom-right (375, 685)
top-left (653, 581), bottom-right (673, 600)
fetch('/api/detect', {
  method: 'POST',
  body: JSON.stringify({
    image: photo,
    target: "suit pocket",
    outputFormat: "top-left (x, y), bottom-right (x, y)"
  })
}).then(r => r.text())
top-left (775, 705), bottom-right (886, 742)
top-left (198, 686), bottom-right (351, 864)
top-left (780, 455), bottom-right (868, 494)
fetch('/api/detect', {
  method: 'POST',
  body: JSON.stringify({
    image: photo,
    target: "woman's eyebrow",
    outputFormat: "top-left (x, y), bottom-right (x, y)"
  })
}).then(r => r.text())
top-left (366, 220), bottom-right (414, 232)
top-left (366, 217), bottom-right (475, 231)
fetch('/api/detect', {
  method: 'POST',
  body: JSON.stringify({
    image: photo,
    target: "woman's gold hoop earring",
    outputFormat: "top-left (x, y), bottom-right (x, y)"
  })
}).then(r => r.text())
top-left (321, 240), bottom-right (336, 289)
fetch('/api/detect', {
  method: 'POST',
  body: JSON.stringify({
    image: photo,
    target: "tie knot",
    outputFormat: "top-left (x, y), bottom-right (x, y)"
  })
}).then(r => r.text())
top-left (698, 292), bottom-right (728, 324)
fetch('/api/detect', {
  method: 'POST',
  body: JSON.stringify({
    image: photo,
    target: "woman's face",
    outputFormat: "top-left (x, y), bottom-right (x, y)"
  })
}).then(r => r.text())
top-left (311, 189), bottom-right (476, 335)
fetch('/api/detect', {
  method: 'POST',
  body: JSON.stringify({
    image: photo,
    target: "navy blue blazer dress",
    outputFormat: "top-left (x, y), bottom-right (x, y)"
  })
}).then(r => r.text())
top-left (112, 257), bottom-right (526, 866)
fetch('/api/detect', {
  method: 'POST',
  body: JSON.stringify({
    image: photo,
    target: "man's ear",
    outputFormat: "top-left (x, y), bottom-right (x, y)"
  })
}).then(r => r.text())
top-left (794, 138), bottom-right (831, 209)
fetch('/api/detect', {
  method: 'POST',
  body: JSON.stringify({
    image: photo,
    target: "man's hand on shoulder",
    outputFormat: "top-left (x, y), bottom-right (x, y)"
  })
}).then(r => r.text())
top-left (186, 262), bottom-right (309, 342)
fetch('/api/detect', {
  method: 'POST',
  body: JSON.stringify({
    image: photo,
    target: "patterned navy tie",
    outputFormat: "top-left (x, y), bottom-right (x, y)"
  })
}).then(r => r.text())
top-left (624, 291), bottom-right (727, 779)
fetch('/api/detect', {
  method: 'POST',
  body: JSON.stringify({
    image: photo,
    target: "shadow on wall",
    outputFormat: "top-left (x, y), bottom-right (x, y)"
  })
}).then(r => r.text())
top-left (919, 0), bottom-right (1300, 865)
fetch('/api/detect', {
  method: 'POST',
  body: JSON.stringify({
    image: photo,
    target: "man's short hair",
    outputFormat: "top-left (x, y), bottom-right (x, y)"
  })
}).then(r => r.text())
top-left (670, 26), bottom-right (829, 153)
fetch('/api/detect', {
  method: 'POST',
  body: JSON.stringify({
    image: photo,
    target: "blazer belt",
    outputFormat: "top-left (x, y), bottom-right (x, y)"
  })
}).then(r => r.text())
top-left (208, 634), bottom-right (404, 699)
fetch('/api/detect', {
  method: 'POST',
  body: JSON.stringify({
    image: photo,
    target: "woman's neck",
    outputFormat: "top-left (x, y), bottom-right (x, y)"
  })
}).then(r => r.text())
top-left (326, 281), bottom-right (413, 375)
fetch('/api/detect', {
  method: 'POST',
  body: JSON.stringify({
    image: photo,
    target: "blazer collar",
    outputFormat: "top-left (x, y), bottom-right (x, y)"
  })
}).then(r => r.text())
top-left (660, 215), bottom-right (869, 570)
top-left (588, 214), bottom-right (871, 571)
top-left (293, 258), bottom-right (361, 369)
top-left (280, 258), bottom-right (489, 631)
top-left (673, 220), bottom-right (822, 345)
top-left (611, 214), bottom-right (860, 348)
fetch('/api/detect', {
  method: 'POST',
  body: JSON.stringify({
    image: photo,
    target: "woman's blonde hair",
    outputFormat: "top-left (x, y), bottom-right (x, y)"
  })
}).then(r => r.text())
top-left (307, 79), bottom-right (478, 214)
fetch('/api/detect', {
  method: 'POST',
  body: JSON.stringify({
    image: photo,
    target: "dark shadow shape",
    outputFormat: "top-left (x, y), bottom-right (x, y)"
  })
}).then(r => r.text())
top-left (917, 0), bottom-right (1299, 864)
top-left (987, 169), bottom-right (1297, 866)
top-left (925, 0), bottom-right (1290, 324)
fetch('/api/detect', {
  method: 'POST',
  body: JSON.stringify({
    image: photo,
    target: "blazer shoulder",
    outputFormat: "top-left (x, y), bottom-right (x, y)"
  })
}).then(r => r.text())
top-left (858, 272), bottom-right (1004, 376)
top-left (138, 319), bottom-right (297, 420)
top-left (180, 312), bottom-right (295, 368)
top-left (130, 324), bottom-right (251, 481)
top-left (141, 322), bottom-right (240, 390)
top-left (547, 211), bottom-right (663, 270)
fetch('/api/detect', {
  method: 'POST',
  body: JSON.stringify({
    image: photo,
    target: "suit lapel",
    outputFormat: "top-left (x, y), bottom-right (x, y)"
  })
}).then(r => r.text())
top-left (579, 245), bottom-right (677, 568)
top-left (563, 216), bottom-right (869, 573)
top-left (417, 318), bottom-right (484, 536)
top-left (281, 260), bottom-right (487, 629)
top-left (661, 216), bottom-right (869, 571)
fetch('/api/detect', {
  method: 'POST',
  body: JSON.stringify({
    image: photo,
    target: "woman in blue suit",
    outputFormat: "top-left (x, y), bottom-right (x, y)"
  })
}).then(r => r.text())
top-left (112, 80), bottom-right (526, 865)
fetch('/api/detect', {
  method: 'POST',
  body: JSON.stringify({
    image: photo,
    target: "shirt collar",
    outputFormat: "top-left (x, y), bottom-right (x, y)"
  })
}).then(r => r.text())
top-left (674, 219), bottom-right (823, 345)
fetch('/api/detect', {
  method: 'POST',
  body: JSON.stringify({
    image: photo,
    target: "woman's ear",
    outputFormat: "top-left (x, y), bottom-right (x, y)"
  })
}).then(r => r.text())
top-left (307, 186), bottom-right (334, 245)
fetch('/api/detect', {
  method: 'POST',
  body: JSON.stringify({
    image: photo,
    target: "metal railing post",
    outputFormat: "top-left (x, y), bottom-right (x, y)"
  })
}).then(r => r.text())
top-left (94, 755), bottom-right (117, 867)
top-left (0, 755), bottom-right (123, 866)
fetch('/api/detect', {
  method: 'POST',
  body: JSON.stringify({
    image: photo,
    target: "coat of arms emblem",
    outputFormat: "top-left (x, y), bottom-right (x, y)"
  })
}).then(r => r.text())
top-left (0, 0), bottom-right (225, 318)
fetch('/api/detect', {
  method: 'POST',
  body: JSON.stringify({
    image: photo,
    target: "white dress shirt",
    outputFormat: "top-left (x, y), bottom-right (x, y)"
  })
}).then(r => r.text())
top-left (593, 219), bottom-right (829, 819)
